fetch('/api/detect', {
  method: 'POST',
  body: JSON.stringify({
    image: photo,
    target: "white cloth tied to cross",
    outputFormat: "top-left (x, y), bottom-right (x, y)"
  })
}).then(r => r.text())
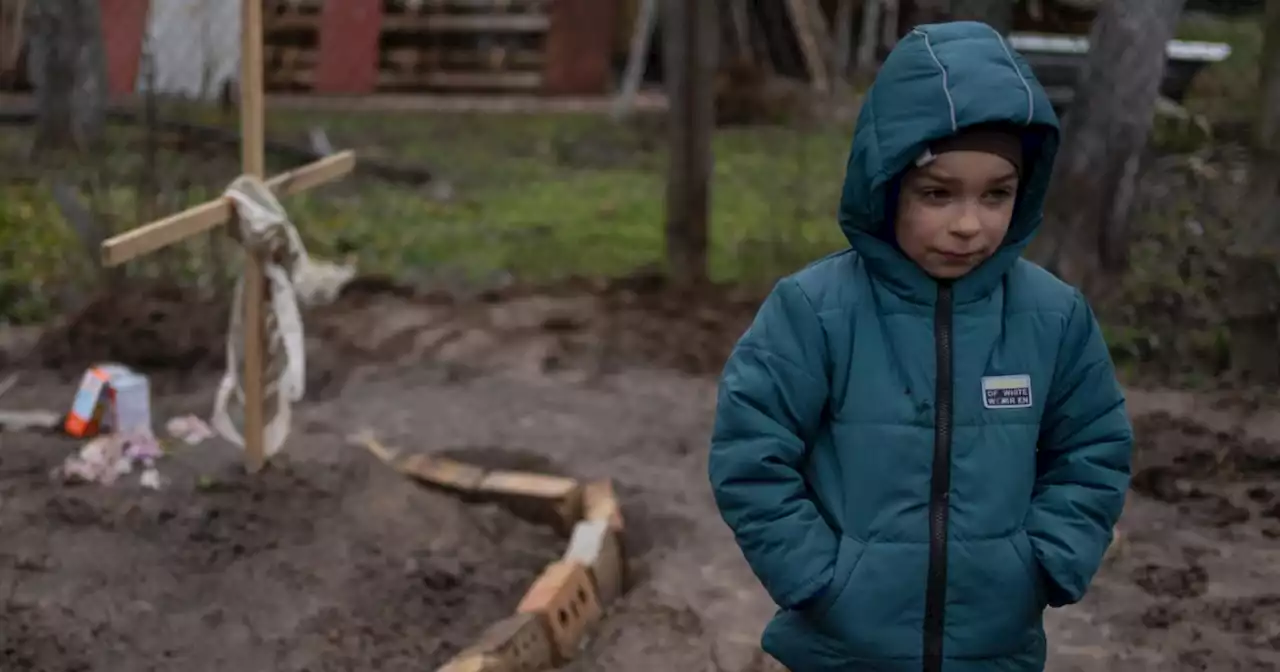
top-left (211, 175), bottom-right (355, 458)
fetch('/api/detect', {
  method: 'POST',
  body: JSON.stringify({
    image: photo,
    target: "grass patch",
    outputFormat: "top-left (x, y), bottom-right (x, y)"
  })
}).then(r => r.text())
top-left (1177, 12), bottom-right (1264, 125)
top-left (0, 108), bottom-right (853, 321)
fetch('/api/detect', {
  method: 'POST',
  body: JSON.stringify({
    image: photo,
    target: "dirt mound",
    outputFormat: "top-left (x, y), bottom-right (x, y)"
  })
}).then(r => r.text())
top-left (304, 271), bottom-right (760, 381)
top-left (31, 282), bottom-right (229, 375)
top-left (596, 272), bottom-right (759, 376)
top-left (0, 414), bottom-right (561, 672)
top-left (13, 271), bottom-right (761, 399)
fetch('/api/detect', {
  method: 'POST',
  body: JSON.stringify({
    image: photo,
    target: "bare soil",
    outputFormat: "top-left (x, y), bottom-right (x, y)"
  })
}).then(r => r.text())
top-left (1, 281), bottom-right (1278, 672)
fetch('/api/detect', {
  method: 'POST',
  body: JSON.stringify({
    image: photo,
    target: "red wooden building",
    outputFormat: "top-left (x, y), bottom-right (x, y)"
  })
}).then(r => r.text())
top-left (27, 0), bottom-right (621, 97)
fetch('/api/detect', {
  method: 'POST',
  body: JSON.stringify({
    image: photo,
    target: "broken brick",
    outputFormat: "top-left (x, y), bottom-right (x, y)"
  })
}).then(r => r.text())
top-left (457, 613), bottom-right (556, 672)
top-left (478, 471), bottom-right (582, 532)
top-left (399, 453), bottom-right (487, 492)
top-left (583, 478), bottom-right (624, 533)
top-left (516, 560), bottom-right (603, 661)
top-left (435, 651), bottom-right (503, 672)
top-left (564, 518), bottom-right (626, 606)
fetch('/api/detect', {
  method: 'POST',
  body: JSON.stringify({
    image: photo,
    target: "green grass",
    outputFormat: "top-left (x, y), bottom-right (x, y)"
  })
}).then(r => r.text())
top-left (0, 109), bottom-right (853, 321)
top-left (1177, 12), bottom-right (1265, 124)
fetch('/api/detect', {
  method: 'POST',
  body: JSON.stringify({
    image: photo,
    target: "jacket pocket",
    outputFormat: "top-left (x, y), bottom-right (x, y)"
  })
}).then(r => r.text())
top-left (1010, 529), bottom-right (1048, 609)
top-left (808, 539), bottom-right (928, 660)
top-left (804, 535), bottom-right (865, 619)
top-left (944, 534), bottom-right (1047, 659)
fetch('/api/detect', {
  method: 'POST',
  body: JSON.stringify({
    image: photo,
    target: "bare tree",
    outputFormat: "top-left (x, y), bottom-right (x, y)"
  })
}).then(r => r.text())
top-left (900, 0), bottom-right (950, 33)
top-left (24, 0), bottom-right (107, 152)
top-left (1037, 0), bottom-right (1186, 296)
top-left (951, 0), bottom-right (1014, 33)
top-left (1259, 0), bottom-right (1280, 152)
top-left (662, 0), bottom-right (717, 285)
top-left (1222, 0), bottom-right (1280, 383)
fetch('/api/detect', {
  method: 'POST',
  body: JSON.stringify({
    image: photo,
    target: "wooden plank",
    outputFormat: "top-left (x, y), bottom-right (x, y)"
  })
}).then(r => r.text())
top-left (380, 13), bottom-right (550, 32)
top-left (100, 151), bottom-right (356, 267)
top-left (267, 151), bottom-right (356, 195)
top-left (383, 47), bottom-right (545, 71)
top-left (242, 0), bottom-right (268, 474)
top-left (315, 0), bottom-right (382, 93)
top-left (390, 0), bottom-right (544, 7)
top-left (424, 71), bottom-right (543, 89)
top-left (101, 199), bottom-right (233, 267)
top-left (378, 71), bottom-right (543, 90)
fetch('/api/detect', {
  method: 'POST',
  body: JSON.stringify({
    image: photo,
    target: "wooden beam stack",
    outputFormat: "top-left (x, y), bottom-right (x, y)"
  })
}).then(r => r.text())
top-left (379, 0), bottom-right (550, 93)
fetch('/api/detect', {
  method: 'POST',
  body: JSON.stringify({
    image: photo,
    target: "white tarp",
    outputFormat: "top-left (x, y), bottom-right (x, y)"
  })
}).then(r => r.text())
top-left (136, 0), bottom-right (240, 99)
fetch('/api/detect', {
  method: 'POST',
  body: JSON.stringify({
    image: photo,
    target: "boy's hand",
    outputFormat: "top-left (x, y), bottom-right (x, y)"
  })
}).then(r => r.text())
top-left (1026, 290), bottom-right (1133, 607)
top-left (709, 277), bottom-right (840, 610)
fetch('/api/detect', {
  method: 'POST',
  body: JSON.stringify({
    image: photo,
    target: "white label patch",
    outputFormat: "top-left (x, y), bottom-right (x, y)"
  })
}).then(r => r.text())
top-left (982, 374), bottom-right (1032, 409)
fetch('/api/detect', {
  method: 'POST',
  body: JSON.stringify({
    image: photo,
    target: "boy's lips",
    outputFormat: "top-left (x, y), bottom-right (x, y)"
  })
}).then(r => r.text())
top-left (935, 250), bottom-right (981, 262)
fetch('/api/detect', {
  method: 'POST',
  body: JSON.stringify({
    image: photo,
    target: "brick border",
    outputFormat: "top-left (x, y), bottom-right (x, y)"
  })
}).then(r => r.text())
top-left (356, 435), bottom-right (627, 671)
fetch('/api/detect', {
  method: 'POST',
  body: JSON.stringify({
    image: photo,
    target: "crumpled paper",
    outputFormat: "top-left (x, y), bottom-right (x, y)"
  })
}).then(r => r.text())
top-left (166, 414), bottom-right (215, 446)
top-left (55, 432), bottom-right (165, 489)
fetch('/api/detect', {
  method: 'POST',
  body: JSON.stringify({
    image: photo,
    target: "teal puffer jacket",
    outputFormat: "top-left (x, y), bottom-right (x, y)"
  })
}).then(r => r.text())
top-left (708, 21), bottom-right (1132, 672)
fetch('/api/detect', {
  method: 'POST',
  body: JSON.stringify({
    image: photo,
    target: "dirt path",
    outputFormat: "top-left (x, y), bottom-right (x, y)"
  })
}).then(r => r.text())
top-left (2, 285), bottom-right (1278, 671)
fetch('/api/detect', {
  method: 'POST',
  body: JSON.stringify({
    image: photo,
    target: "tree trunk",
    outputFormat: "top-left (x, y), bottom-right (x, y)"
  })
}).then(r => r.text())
top-left (900, 0), bottom-right (951, 32)
top-left (1037, 0), bottom-right (1186, 298)
top-left (1258, 0), bottom-right (1280, 152)
top-left (662, 0), bottom-right (716, 286)
top-left (951, 0), bottom-right (1014, 33)
top-left (25, 0), bottom-right (107, 153)
top-left (1224, 0), bottom-right (1280, 383)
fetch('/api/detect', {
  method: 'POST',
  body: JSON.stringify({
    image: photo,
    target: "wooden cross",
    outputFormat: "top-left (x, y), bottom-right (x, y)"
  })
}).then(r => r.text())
top-left (99, 0), bottom-right (356, 473)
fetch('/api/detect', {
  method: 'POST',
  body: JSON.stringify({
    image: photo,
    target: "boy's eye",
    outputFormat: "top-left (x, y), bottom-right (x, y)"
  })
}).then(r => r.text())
top-left (920, 188), bottom-right (950, 202)
top-left (982, 188), bottom-right (1015, 203)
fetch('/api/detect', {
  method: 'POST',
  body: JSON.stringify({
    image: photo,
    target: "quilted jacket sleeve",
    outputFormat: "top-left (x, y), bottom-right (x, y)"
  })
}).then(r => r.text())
top-left (708, 277), bottom-right (839, 609)
top-left (1027, 290), bottom-right (1133, 607)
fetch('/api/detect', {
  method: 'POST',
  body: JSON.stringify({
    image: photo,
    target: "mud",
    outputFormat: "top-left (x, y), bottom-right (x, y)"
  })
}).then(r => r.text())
top-left (3, 283), bottom-right (1280, 671)
top-left (0, 382), bottom-right (560, 672)
top-left (1045, 413), bottom-right (1280, 671)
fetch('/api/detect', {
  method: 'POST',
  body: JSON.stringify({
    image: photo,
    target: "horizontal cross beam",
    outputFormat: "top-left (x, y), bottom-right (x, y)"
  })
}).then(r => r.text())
top-left (100, 150), bottom-right (356, 267)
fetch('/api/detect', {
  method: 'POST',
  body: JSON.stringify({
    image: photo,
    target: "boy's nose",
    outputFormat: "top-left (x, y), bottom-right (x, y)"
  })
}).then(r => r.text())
top-left (950, 208), bottom-right (982, 238)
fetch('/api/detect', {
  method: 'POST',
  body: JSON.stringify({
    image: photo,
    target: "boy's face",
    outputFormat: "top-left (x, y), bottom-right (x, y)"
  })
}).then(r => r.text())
top-left (895, 150), bottom-right (1019, 280)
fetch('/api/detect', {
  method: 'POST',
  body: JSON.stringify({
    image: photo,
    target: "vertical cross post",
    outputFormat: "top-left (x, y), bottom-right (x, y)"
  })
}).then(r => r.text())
top-left (240, 0), bottom-right (267, 473)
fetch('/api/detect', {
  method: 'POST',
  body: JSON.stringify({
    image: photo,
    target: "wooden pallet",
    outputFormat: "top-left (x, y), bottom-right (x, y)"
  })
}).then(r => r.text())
top-left (266, 0), bottom-right (323, 27)
top-left (379, 0), bottom-right (550, 92)
top-left (264, 0), bottom-right (322, 91)
top-left (260, 0), bottom-right (615, 95)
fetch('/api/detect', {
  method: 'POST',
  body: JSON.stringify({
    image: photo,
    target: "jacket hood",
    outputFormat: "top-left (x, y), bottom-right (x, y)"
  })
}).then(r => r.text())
top-left (839, 21), bottom-right (1061, 304)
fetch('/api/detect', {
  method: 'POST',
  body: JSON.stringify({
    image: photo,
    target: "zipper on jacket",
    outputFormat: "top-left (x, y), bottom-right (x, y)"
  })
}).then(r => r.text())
top-left (923, 282), bottom-right (954, 672)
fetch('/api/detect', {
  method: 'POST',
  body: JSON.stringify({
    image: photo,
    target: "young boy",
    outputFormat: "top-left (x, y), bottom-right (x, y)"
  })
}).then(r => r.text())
top-left (708, 21), bottom-right (1132, 672)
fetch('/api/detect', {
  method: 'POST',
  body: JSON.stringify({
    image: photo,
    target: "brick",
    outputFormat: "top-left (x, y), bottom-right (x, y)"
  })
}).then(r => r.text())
top-left (564, 519), bottom-right (625, 606)
top-left (436, 652), bottom-right (503, 672)
top-left (458, 613), bottom-right (556, 672)
top-left (583, 479), bottom-right (625, 533)
top-left (399, 454), bottom-right (487, 493)
top-left (478, 471), bottom-right (582, 532)
top-left (516, 560), bottom-right (603, 661)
